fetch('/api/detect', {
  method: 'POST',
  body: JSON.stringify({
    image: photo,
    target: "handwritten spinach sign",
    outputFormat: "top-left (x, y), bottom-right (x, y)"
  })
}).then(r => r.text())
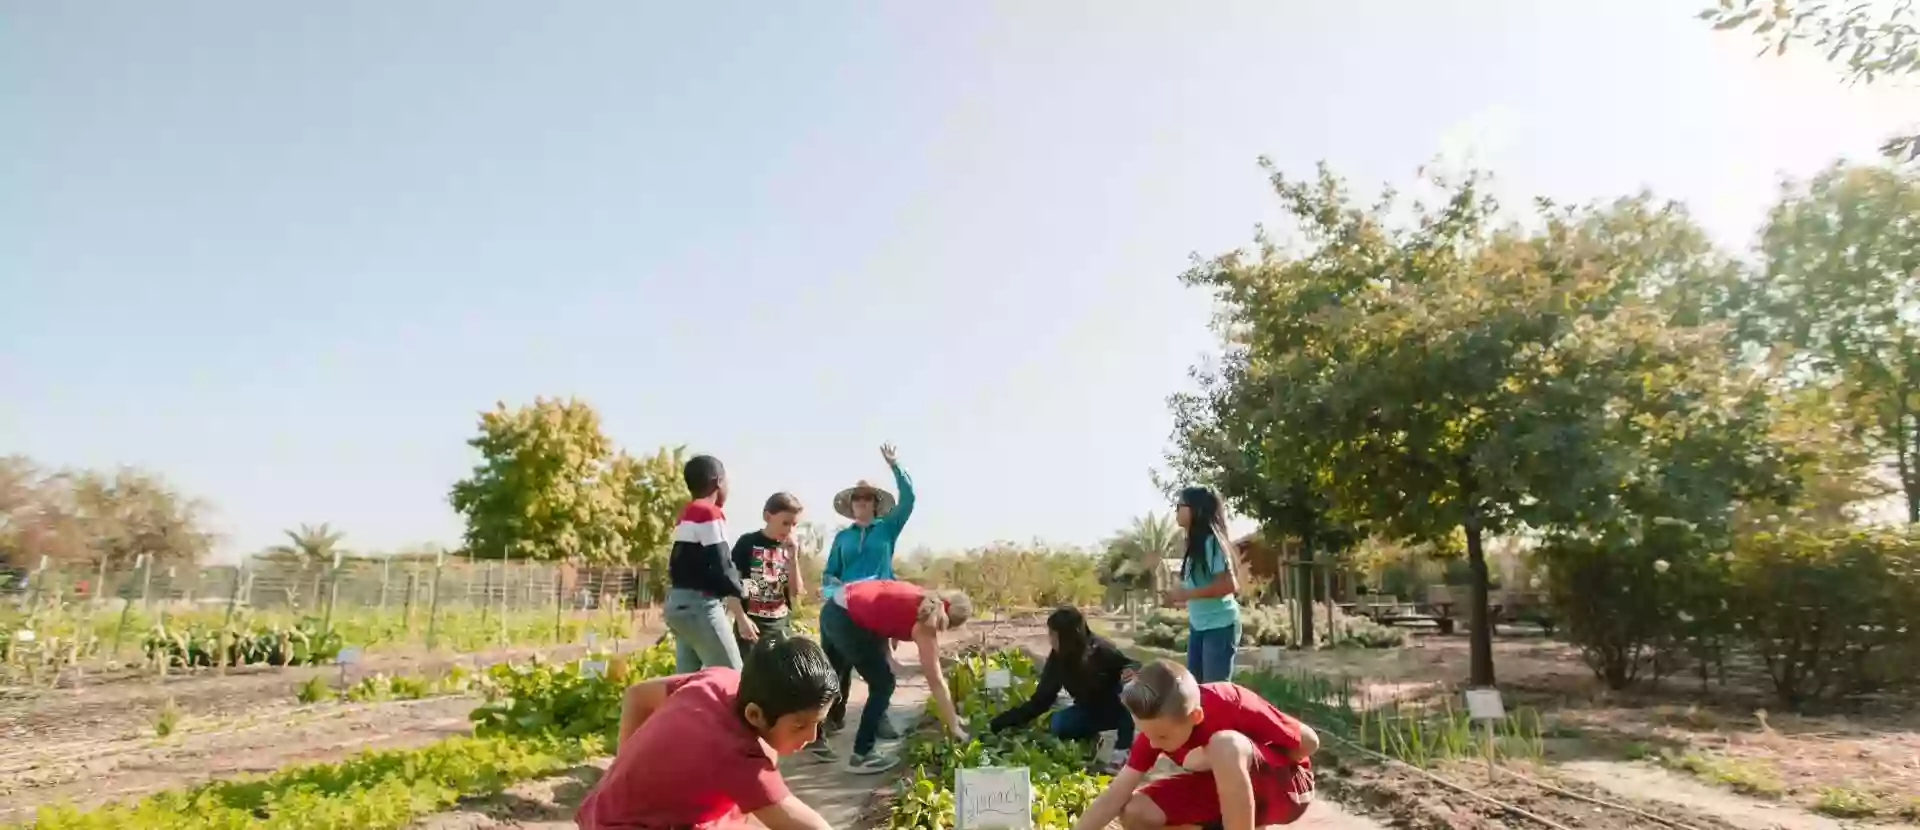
top-left (956, 766), bottom-right (1032, 829)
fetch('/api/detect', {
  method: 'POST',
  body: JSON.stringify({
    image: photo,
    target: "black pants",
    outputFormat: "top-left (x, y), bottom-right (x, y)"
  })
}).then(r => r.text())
top-left (737, 613), bottom-right (791, 658)
top-left (820, 602), bottom-right (894, 756)
top-left (825, 645), bottom-right (852, 726)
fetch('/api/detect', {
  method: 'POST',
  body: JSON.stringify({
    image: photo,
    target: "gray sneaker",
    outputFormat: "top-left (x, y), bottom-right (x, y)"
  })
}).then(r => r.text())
top-left (846, 750), bottom-right (900, 775)
top-left (806, 738), bottom-right (840, 762)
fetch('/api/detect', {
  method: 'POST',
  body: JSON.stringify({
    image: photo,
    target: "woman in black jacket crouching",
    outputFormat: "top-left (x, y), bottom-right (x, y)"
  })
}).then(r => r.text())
top-left (987, 607), bottom-right (1138, 765)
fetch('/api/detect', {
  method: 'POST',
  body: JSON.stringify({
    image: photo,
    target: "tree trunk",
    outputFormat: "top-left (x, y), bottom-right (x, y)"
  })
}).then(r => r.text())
top-left (1906, 418), bottom-right (1918, 523)
top-left (1464, 507), bottom-right (1496, 687)
top-left (1298, 531), bottom-right (1316, 648)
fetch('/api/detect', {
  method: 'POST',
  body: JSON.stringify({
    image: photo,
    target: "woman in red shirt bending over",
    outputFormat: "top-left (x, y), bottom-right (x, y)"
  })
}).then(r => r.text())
top-left (822, 578), bottom-right (973, 773)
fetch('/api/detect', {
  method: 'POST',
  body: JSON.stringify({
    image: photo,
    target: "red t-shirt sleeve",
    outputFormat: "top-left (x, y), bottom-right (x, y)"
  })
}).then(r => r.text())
top-left (719, 755), bottom-right (790, 815)
top-left (1124, 732), bottom-right (1161, 772)
top-left (1219, 684), bottom-right (1304, 753)
top-left (660, 668), bottom-right (715, 698)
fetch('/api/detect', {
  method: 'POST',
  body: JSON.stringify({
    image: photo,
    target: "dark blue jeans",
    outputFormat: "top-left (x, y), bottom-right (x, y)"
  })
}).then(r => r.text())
top-left (1050, 700), bottom-right (1134, 753)
top-left (821, 602), bottom-right (895, 756)
top-left (1187, 621), bottom-right (1241, 683)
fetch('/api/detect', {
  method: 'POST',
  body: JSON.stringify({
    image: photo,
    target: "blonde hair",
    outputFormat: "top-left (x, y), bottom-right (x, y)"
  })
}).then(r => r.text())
top-left (917, 590), bottom-right (973, 630)
top-left (1122, 659), bottom-right (1201, 720)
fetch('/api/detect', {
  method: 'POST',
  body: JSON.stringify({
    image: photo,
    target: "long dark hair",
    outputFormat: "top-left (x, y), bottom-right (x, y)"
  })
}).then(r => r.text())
top-left (1177, 486), bottom-right (1234, 583)
top-left (1047, 606), bottom-right (1092, 665)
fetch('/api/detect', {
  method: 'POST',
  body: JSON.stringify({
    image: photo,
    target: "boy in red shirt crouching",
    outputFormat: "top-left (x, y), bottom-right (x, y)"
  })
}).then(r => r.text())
top-left (575, 636), bottom-right (840, 830)
top-left (1071, 660), bottom-right (1319, 830)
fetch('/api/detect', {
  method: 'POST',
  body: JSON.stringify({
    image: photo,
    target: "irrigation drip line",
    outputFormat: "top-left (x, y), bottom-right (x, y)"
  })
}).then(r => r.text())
top-left (1298, 708), bottom-right (1716, 830)
top-left (1312, 726), bottom-right (1576, 830)
top-left (1491, 767), bottom-right (1706, 830)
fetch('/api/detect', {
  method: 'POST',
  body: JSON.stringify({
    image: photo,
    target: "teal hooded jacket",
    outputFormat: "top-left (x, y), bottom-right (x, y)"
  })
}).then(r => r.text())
top-left (821, 461), bottom-right (915, 600)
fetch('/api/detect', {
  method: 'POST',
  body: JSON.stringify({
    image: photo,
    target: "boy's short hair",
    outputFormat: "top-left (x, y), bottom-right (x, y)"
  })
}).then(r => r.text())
top-left (1122, 659), bottom-right (1202, 720)
top-left (763, 492), bottom-right (803, 515)
top-left (737, 636), bottom-right (839, 722)
top-left (683, 455), bottom-right (725, 499)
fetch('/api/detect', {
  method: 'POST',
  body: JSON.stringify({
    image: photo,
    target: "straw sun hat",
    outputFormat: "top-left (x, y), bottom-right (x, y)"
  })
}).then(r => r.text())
top-left (832, 480), bottom-right (897, 520)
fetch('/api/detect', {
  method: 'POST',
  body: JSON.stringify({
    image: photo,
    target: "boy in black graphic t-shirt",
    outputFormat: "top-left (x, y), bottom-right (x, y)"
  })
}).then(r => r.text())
top-left (731, 492), bottom-right (806, 649)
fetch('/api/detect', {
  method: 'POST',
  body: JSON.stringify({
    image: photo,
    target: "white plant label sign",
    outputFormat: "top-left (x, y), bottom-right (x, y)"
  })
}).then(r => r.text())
top-left (957, 766), bottom-right (1032, 830)
top-left (1464, 688), bottom-right (1505, 721)
top-left (1259, 646), bottom-right (1281, 666)
top-left (985, 668), bottom-right (1012, 690)
top-left (1094, 730), bottom-right (1119, 759)
top-left (335, 647), bottom-right (362, 666)
top-left (580, 659), bottom-right (608, 680)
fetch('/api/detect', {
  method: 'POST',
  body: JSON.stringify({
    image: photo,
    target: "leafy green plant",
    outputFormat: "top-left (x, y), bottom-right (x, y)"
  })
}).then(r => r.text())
top-left (152, 698), bottom-right (182, 739)
top-left (890, 648), bottom-right (1110, 830)
top-left (142, 615), bottom-right (344, 669)
top-left (469, 642), bottom-right (675, 744)
top-left (296, 675), bottom-right (334, 704)
top-left (343, 674), bottom-right (394, 703)
top-left (1813, 785), bottom-right (1884, 818)
top-left (1659, 749), bottom-right (1787, 797)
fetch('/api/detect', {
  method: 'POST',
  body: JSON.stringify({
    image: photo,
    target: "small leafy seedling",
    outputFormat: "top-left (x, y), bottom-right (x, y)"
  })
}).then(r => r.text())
top-left (153, 697), bottom-right (182, 738)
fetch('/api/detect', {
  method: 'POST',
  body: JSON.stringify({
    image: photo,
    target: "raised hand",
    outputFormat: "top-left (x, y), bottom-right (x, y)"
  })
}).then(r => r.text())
top-left (880, 443), bottom-right (899, 465)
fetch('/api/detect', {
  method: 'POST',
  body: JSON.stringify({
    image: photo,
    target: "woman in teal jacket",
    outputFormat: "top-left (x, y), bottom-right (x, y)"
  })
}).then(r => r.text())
top-left (820, 443), bottom-right (916, 596)
top-left (813, 443), bottom-right (916, 749)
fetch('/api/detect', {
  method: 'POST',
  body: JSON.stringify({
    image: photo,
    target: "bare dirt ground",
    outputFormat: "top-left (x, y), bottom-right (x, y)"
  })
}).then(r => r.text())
top-left (0, 615), bottom-right (664, 823)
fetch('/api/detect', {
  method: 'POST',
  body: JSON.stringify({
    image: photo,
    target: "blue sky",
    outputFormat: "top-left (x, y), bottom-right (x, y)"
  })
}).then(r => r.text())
top-left (2, 1), bottom-right (1913, 561)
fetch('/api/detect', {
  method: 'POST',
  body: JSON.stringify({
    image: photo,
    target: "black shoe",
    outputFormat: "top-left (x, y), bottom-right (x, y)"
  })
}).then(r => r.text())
top-left (876, 719), bottom-right (901, 740)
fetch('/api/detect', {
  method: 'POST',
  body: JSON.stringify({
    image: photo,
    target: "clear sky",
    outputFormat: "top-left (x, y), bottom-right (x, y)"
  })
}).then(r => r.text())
top-left (3, 1), bottom-right (1913, 562)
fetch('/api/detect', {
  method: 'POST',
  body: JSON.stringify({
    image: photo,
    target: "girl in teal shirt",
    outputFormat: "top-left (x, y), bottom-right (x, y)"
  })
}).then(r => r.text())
top-left (1162, 486), bottom-right (1242, 682)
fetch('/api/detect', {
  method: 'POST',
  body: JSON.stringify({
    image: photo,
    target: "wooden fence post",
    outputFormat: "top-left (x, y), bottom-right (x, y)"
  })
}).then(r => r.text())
top-left (403, 572), bottom-right (418, 632)
top-left (426, 553), bottom-right (445, 650)
top-left (553, 560), bottom-right (565, 645)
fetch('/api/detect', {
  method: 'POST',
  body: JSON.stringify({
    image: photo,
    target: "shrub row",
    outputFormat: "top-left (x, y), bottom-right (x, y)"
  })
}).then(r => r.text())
top-left (1541, 523), bottom-right (1920, 706)
top-left (1135, 604), bottom-right (1405, 652)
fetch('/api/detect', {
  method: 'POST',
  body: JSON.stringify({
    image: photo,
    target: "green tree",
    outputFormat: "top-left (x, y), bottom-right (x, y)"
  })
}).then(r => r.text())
top-left (2, 460), bottom-right (215, 571)
top-left (1176, 162), bottom-right (1781, 685)
top-left (448, 397), bottom-right (631, 562)
top-left (1100, 512), bottom-right (1180, 592)
top-left (267, 522), bottom-right (348, 566)
top-left (610, 445), bottom-right (690, 594)
top-left (1757, 163), bottom-right (1920, 522)
top-left (68, 467), bottom-right (217, 570)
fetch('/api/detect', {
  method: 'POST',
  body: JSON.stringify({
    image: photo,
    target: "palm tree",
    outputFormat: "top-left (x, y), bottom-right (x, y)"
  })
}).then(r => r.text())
top-left (1103, 512), bottom-right (1181, 594)
top-left (269, 522), bottom-right (347, 567)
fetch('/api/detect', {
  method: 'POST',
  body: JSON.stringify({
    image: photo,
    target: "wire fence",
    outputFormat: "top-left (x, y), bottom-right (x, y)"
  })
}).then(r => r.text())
top-left (1, 554), bottom-right (663, 617)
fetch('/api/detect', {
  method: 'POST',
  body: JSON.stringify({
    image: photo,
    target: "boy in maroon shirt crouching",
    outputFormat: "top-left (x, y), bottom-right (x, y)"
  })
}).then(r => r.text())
top-left (575, 636), bottom-right (840, 830)
top-left (1071, 660), bottom-right (1319, 830)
